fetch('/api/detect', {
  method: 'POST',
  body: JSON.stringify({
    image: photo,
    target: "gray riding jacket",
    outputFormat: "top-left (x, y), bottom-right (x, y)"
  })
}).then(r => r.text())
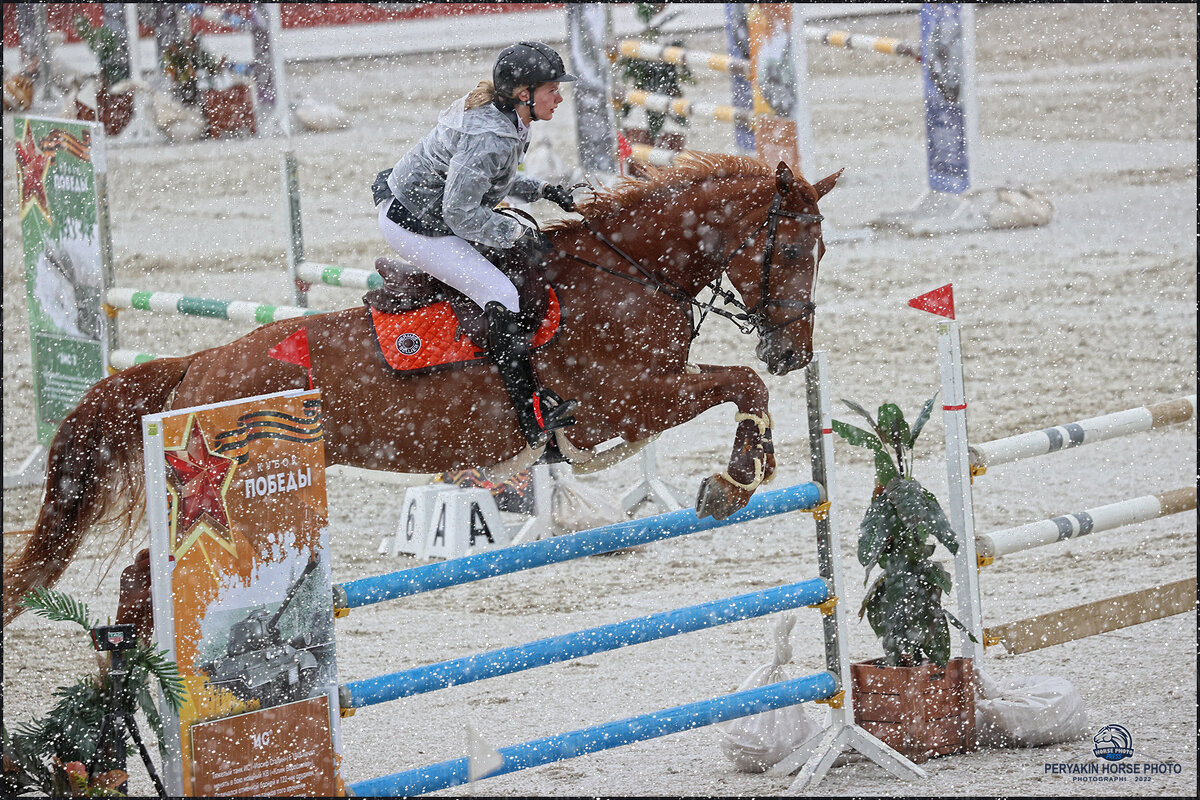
top-left (386, 97), bottom-right (547, 249)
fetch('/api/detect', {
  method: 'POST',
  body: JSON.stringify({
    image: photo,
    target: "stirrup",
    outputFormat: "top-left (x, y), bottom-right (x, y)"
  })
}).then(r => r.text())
top-left (534, 393), bottom-right (578, 433)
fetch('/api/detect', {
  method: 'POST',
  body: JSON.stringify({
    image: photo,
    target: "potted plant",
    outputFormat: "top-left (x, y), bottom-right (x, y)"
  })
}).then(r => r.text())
top-left (614, 4), bottom-right (692, 161)
top-left (72, 14), bottom-right (133, 136)
top-left (161, 36), bottom-right (223, 108)
top-left (161, 35), bottom-right (255, 138)
top-left (0, 589), bottom-right (183, 796)
top-left (831, 394), bottom-right (978, 762)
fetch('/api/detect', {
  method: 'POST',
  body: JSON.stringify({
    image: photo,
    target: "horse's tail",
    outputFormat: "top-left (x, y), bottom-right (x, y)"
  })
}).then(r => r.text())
top-left (3, 356), bottom-right (195, 626)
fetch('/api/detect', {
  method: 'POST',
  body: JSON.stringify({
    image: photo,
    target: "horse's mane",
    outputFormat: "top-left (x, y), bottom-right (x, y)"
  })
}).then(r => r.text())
top-left (545, 151), bottom-right (800, 234)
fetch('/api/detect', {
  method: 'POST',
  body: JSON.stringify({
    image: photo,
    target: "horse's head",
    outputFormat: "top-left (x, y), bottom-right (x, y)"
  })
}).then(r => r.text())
top-left (725, 162), bottom-right (841, 375)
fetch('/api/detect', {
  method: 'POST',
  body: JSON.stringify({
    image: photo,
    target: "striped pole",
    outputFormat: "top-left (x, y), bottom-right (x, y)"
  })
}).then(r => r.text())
top-left (336, 482), bottom-right (825, 610)
top-left (805, 25), bottom-right (921, 61)
top-left (610, 39), bottom-right (752, 79)
top-left (976, 487), bottom-right (1196, 560)
top-left (629, 144), bottom-right (681, 166)
top-left (969, 396), bottom-right (1196, 473)
top-left (105, 288), bottom-right (325, 324)
top-left (610, 28), bottom-right (920, 76)
top-left (613, 85), bottom-right (770, 126)
top-left (342, 578), bottom-right (830, 709)
top-left (347, 671), bottom-right (838, 797)
top-left (296, 261), bottom-right (384, 291)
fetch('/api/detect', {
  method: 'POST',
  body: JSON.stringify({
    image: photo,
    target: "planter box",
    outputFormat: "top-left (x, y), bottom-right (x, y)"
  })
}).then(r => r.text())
top-left (621, 126), bottom-right (653, 146)
top-left (75, 85), bottom-right (134, 136)
top-left (203, 84), bottom-right (256, 139)
top-left (851, 656), bottom-right (978, 762)
top-left (656, 131), bottom-right (687, 151)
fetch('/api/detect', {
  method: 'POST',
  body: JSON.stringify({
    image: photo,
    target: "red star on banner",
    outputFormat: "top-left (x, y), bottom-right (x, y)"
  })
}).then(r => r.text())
top-left (15, 123), bottom-right (52, 224)
top-left (166, 418), bottom-right (235, 533)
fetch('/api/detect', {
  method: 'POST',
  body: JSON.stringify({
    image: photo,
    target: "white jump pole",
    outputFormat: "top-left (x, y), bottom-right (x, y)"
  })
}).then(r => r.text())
top-left (910, 284), bottom-right (985, 663)
top-left (969, 396), bottom-right (1196, 472)
top-left (977, 487), bottom-right (1197, 560)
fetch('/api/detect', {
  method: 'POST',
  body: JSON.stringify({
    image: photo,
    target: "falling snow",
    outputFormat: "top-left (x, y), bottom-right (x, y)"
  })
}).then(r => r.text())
top-left (3, 4), bottom-right (1195, 796)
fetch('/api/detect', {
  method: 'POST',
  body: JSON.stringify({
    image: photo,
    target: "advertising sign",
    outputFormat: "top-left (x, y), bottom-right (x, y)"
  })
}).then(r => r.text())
top-left (723, 3), bottom-right (755, 153)
top-left (566, 3), bottom-right (618, 174)
top-left (12, 115), bottom-right (109, 444)
top-left (747, 4), bottom-right (800, 170)
top-left (921, 4), bottom-right (974, 194)
top-left (143, 389), bottom-right (342, 796)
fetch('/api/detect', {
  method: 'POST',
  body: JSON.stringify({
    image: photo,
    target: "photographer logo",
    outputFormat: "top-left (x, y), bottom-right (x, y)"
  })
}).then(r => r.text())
top-left (1093, 724), bottom-right (1134, 761)
top-left (1043, 724), bottom-right (1183, 784)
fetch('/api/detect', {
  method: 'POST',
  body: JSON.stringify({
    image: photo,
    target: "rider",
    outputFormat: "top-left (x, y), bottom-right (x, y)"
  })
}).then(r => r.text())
top-left (374, 42), bottom-right (581, 450)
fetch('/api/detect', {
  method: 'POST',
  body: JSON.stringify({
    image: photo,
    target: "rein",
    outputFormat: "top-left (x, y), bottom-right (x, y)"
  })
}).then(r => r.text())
top-left (552, 186), bottom-right (822, 340)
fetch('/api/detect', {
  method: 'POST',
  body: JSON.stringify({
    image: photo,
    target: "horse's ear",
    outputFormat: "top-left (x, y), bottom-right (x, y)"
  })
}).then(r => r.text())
top-left (813, 168), bottom-right (844, 200)
top-left (775, 161), bottom-right (795, 194)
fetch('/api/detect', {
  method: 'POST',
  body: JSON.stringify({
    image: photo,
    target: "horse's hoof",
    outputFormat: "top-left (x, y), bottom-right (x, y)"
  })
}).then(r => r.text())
top-left (695, 474), bottom-right (753, 521)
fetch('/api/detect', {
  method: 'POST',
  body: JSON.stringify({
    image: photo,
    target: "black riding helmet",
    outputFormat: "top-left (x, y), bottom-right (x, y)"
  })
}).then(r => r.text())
top-left (493, 41), bottom-right (576, 120)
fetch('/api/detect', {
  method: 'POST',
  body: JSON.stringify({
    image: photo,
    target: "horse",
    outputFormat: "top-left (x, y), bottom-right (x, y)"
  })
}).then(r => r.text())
top-left (3, 152), bottom-right (839, 626)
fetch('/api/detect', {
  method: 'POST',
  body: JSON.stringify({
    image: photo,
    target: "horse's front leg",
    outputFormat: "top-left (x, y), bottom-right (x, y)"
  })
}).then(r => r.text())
top-left (606, 365), bottom-right (775, 520)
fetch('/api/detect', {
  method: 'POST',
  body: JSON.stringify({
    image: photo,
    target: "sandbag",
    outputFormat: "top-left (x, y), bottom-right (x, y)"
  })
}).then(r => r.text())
top-left (294, 96), bottom-right (351, 131)
top-left (975, 668), bottom-right (1089, 748)
top-left (549, 463), bottom-right (624, 534)
top-left (715, 614), bottom-right (824, 772)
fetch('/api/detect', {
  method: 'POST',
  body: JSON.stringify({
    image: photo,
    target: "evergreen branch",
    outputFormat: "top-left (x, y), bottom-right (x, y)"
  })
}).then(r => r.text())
top-left (17, 589), bottom-right (96, 630)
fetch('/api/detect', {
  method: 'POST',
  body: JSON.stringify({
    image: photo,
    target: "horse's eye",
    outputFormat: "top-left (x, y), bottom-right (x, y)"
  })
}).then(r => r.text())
top-left (779, 243), bottom-right (803, 260)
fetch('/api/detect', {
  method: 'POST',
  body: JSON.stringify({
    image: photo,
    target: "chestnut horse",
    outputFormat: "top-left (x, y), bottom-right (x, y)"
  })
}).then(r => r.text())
top-left (3, 153), bottom-right (839, 625)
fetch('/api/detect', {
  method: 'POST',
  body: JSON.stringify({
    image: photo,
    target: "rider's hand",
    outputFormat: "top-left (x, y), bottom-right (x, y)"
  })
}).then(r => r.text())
top-left (541, 184), bottom-right (576, 213)
top-left (512, 227), bottom-right (553, 259)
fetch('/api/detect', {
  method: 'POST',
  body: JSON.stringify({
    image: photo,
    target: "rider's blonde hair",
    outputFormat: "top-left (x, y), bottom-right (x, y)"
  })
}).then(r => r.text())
top-left (465, 79), bottom-right (528, 110)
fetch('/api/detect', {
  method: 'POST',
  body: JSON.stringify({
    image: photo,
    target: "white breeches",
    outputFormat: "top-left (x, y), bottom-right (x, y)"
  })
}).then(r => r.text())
top-left (377, 202), bottom-right (520, 312)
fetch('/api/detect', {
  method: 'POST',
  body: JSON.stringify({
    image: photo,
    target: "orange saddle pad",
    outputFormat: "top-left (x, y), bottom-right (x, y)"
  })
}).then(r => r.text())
top-left (371, 288), bottom-right (560, 375)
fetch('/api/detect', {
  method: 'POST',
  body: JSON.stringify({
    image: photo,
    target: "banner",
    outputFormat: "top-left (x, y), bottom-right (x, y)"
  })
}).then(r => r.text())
top-left (566, 3), bottom-right (618, 175)
top-left (921, 4), bottom-right (973, 194)
top-left (724, 3), bottom-right (755, 153)
top-left (144, 389), bottom-right (342, 797)
top-left (746, 4), bottom-right (800, 170)
top-left (12, 115), bottom-right (108, 444)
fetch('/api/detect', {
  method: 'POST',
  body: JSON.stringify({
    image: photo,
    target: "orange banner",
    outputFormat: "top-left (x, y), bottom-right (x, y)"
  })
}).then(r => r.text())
top-left (144, 389), bottom-right (342, 796)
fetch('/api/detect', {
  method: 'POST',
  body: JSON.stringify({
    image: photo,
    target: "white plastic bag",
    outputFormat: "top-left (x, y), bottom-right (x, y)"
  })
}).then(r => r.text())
top-left (975, 668), bottom-right (1089, 748)
top-left (716, 614), bottom-right (824, 772)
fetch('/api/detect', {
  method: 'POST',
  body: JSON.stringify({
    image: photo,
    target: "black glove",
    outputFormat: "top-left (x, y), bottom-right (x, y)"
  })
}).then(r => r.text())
top-left (541, 184), bottom-right (576, 213)
top-left (511, 227), bottom-right (553, 260)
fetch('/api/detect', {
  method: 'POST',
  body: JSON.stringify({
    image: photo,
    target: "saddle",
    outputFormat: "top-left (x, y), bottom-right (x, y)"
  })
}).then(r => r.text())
top-left (363, 253), bottom-right (559, 375)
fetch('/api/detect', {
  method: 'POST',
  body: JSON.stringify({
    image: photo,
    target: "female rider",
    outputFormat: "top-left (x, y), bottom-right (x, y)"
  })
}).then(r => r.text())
top-left (374, 41), bottom-right (581, 452)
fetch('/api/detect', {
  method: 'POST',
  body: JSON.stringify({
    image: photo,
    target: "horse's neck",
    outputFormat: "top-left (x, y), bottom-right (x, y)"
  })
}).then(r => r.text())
top-left (588, 179), bottom-right (771, 296)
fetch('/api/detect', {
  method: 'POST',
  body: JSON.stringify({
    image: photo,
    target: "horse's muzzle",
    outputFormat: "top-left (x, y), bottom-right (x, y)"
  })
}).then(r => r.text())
top-left (757, 337), bottom-right (812, 375)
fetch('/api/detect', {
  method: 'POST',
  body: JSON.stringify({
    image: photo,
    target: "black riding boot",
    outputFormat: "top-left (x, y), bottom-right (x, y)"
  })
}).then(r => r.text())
top-left (485, 302), bottom-right (578, 448)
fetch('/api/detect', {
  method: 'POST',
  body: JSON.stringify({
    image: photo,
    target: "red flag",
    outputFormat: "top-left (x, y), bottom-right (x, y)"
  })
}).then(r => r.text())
top-left (616, 131), bottom-right (633, 176)
top-left (908, 283), bottom-right (955, 319)
top-left (269, 328), bottom-right (313, 389)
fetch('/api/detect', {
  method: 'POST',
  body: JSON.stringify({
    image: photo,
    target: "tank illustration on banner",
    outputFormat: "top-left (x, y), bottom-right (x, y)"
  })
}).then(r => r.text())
top-left (199, 557), bottom-right (324, 707)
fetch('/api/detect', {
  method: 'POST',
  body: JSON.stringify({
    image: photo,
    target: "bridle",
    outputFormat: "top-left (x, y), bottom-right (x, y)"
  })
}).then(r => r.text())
top-left (553, 186), bottom-right (823, 341)
top-left (716, 191), bottom-right (824, 337)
